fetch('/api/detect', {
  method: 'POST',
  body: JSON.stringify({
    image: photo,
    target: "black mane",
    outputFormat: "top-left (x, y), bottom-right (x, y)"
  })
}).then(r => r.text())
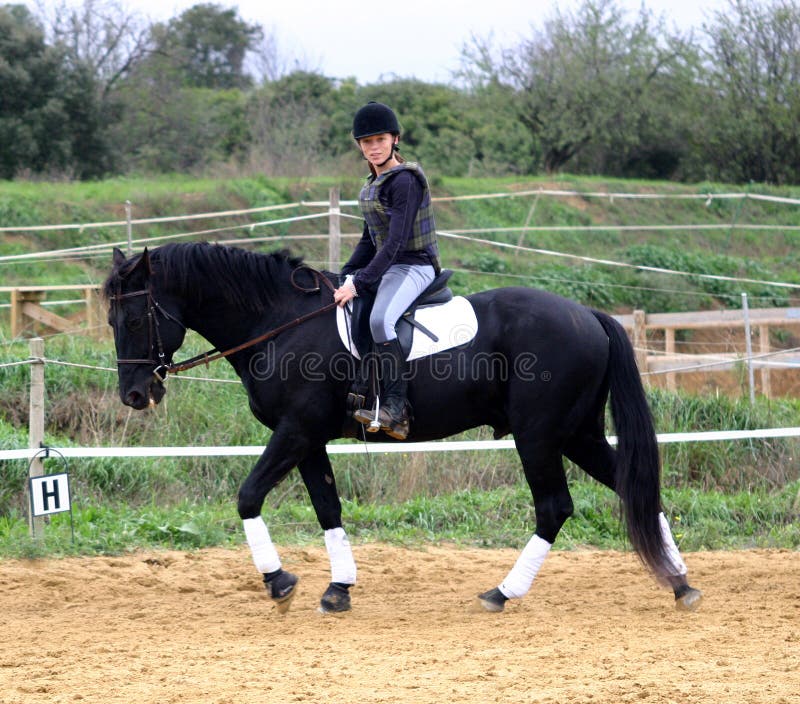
top-left (105, 242), bottom-right (307, 314)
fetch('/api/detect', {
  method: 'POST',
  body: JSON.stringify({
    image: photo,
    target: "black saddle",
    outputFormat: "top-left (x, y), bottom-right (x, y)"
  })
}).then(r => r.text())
top-left (348, 269), bottom-right (454, 359)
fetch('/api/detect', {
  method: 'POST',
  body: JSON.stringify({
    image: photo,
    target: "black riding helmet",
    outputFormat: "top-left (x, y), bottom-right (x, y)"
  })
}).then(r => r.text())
top-left (352, 101), bottom-right (400, 140)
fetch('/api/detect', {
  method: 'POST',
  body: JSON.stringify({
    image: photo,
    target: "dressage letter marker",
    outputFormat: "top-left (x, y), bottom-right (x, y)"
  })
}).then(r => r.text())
top-left (30, 472), bottom-right (71, 516)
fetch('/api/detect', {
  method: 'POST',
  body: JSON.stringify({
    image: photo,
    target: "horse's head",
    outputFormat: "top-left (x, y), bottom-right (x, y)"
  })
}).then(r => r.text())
top-left (105, 247), bottom-right (186, 410)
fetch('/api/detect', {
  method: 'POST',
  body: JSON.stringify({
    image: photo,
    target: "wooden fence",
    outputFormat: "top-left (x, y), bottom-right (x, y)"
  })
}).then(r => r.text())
top-left (615, 306), bottom-right (800, 397)
top-left (3, 283), bottom-right (800, 398)
top-left (2, 285), bottom-right (106, 340)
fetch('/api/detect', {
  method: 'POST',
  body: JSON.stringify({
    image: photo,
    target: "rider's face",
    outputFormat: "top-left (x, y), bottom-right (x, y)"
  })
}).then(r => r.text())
top-left (358, 133), bottom-right (397, 169)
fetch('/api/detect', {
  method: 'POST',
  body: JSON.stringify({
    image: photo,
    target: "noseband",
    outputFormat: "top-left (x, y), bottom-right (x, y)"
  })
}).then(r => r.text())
top-left (109, 285), bottom-right (186, 382)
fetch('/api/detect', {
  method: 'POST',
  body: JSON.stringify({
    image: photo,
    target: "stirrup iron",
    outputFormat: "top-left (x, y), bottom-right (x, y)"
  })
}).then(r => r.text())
top-left (368, 394), bottom-right (382, 432)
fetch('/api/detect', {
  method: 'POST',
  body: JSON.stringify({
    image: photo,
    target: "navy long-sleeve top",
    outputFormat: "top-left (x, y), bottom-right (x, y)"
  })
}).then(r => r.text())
top-left (341, 169), bottom-right (435, 294)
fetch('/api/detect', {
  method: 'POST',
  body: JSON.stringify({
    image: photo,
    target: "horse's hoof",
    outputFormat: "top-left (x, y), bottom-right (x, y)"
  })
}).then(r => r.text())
top-left (477, 587), bottom-right (508, 613)
top-left (263, 569), bottom-right (299, 614)
top-left (319, 582), bottom-right (352, 614)
top-left (675, 586), bottom-right (703, 612)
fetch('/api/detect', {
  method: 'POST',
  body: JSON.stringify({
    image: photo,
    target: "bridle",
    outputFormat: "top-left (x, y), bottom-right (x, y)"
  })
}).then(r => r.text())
top-left (109, 285), bottom-right (186, 382)
top-left (110, 265), bottom-right (338, 381)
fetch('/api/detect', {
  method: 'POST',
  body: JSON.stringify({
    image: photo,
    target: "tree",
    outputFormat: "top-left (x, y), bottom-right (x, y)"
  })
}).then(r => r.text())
top-left (43, 0), bottom-right (150, 100)
top-left (246, 71), bottom-right (344, 176)
top-left (106, 3), bottom-right (262, 172)
top-left (699, 0), bottom-right (800, 183)
top-left (462, 0), bottom-right (692, 175)
top-left (110, 74), bottom-right (249, 173)
top-left (37, 0), bottom-right (151, 176)
top-left (155, 3), bottom-right (262, 89)
top-left (0, 4), bottom-right (109, 178)
top-left (579, 40), bottom-right (703, 180)
top-left (357, 79), bottom-right (534, 177)
top-left (359, 80), bottom-right (470, 170)
top-left (1, 6), bottom-right (50, 176)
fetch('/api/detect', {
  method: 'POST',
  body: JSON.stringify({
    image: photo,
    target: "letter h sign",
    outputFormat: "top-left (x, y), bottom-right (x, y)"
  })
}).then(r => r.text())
top-left (30, 473), bottom-right (71, 517)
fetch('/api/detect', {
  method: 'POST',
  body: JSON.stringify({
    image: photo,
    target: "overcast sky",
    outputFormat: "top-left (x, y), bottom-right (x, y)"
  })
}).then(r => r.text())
top-left (30, 0), bottom-right (732, 84)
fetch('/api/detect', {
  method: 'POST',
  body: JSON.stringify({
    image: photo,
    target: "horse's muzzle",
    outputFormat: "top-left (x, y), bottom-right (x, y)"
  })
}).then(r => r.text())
top-left (122, 376), bottom-right (166, 410)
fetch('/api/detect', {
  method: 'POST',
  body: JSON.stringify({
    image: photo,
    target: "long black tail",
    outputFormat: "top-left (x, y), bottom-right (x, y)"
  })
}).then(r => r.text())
top-left (592, 310), bottom-right (670, 580)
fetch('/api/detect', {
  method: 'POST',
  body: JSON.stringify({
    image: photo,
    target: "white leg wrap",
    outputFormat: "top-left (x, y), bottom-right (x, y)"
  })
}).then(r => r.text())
top-left (324, 527), bottom-right (357, 585)
top-left (659, 512), bottom-right (688, 576)
top-left (499, 534), bottom-right (552, 599)
top-left (243, 517), bottom-right (282, 574)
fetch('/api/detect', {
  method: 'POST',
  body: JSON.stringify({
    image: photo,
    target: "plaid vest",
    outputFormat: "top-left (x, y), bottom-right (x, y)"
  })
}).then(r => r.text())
top-left (359, 162), bottom-right (441, 272)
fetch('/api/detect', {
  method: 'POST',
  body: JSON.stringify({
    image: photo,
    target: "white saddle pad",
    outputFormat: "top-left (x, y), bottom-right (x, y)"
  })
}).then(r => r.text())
top-left (336, 296), bottom-right (478, 361)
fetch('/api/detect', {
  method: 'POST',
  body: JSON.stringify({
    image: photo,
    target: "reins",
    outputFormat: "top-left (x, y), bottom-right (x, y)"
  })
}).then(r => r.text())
top-left (170, 265), bottom-right (338, 374)
top-left (111, 265), bottom-right (338, 379)
top-left (170, 300), bottom-right (339, 373)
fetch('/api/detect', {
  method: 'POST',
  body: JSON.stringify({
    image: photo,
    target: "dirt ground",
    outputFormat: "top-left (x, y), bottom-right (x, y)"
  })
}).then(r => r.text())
top-left (0, 544), bottom-right (798, 704)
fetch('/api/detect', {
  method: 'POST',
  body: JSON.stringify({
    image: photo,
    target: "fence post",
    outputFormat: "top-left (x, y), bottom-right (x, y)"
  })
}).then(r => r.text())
top-left (759, 324), bottom-right (771, 399)
top-left (517, 190), bottom-right (540, 247)
top-left (742, 293), bottom-right (755, 404)
top-left (632, 309), bottom-right (648, 380)
top-left (10, 289), bottom-right (22, 338)
top-left (11, 289), bottom-right (45, 338)
top-left (125, 200), bottom-right (133, 256)
top-left (28, 337), bottom-right (45, 537)
top-left (664, 327), bottom-right (676, 392)
top-left (84, 287), bottom-right (106, 340)
top-left (328, 187), bottom-right (341, 273)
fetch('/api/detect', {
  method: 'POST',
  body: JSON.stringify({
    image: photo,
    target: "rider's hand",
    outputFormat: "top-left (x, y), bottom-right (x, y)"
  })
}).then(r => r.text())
top-left (333, 280), bottom-right (357, 307)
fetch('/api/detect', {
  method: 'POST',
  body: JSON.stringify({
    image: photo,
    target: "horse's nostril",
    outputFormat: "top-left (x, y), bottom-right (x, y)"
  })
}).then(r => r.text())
top-left (124, 390), bottom-right (144, 408)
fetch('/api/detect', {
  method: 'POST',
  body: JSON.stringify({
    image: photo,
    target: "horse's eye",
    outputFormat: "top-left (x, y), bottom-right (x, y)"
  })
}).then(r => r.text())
top-left (125, 316), bottom-right (145, 332)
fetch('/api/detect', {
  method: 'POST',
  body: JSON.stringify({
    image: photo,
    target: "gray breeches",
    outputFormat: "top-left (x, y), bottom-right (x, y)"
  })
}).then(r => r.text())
top-left (370, 264), bottom-right (435, 343)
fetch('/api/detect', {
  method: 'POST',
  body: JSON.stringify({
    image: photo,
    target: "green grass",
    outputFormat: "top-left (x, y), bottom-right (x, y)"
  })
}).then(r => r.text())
top-left (2, 174), bottom-right (800, 559)
top-left (3, 173), bottom-right (800, 306)
top-left (1, 480), bottom-right (797, 558)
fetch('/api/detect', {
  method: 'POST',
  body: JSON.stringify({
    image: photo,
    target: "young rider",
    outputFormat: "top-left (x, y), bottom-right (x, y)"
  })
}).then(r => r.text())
top-left (333, 101), bottom-right (441, 440)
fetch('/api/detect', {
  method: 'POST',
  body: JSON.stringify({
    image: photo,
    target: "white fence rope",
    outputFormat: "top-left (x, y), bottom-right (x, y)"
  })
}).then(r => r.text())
top-left (0, 358), bottom-right (36, 369)
top-left (434, 189), bottom-right (747, 203)
top-left (316, 188), bottom-right (800, 206)
top-left (449, 224), bottom-right (800, 233)
top-left (3, 324), bottom-right (800, 382)
top-left (38, 357), bottom-right (239, 383)
top-left (0, 201), bottom-right (308, 234)
top-left (0, 212), bottom-right (332, 264)
top-left (438, 230), bottom-right (800, 290)
top-left (0, 354), bottom-right (242, 384)
top-left (3, 217), bottom-right (796, 266)
top-left (0, 298), bottom-right (84, 309)
top-left (20, 221), bottom-right (779, 294)
top-left (1, 427), bottom-right (799, 461)
top-left (3, 187), bottom-right (800, 293)
top-left (641, 346), bottom-right (800, 376)
top-left (257, 189), bottom-right (800, 206)
top-left (454, 268), bottom-right (785, 304)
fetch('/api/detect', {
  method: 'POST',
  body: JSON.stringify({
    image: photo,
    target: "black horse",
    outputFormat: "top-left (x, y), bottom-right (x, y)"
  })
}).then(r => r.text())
top-left (104, 242), bottom-right (701, 614)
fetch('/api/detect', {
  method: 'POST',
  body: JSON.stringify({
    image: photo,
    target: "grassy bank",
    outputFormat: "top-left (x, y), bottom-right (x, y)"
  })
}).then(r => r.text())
top-left (1, 310), bottom-right (799, 559)
top-left (2, 175), bottom-right (800, 558)
top-left (2, 333), bottom-right (800, 514)
top-left (2, 174), bottom-right (800, 310)
top-left (1, 480), bottom-right (798, 559)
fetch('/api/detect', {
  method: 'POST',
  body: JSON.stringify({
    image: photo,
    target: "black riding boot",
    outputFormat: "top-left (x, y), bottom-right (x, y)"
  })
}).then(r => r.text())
top-left (353, 338), bottom-right (410, 440)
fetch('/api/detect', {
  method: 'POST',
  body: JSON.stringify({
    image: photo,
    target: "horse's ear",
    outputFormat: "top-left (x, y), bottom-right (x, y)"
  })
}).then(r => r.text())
top-left (112, 247), bottom-right (126, 268)
top-left (124, 247), bottom-right (152, 279)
